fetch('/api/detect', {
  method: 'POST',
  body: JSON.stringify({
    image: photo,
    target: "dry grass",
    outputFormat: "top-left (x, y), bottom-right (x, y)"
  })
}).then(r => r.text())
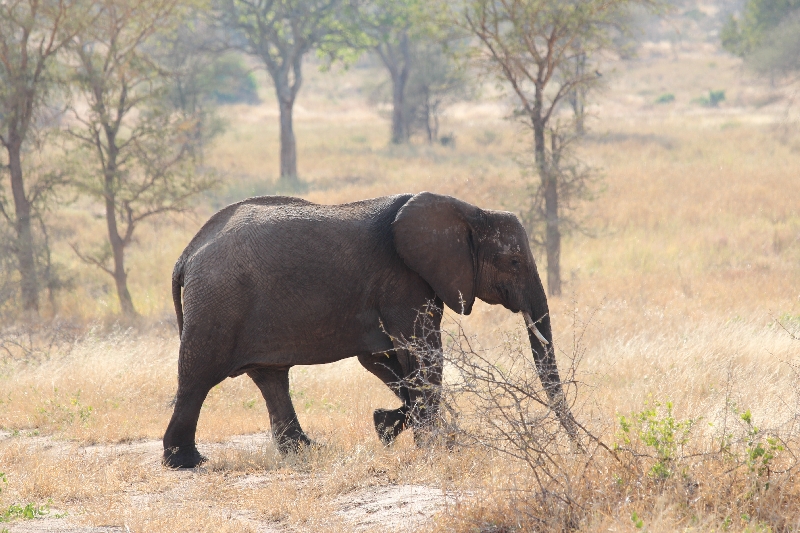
top-left (1, 41), bottom-right (800, 532)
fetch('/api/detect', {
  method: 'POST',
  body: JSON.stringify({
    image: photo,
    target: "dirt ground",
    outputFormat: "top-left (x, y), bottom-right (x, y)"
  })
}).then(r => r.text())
top-left (1, 431), bottom-right (452, 533)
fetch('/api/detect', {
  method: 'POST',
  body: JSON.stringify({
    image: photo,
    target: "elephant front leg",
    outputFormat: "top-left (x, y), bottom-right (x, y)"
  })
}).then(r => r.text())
top-left (358, 352), bottom-right (410, 445)
top-left (394, 337), bottom-right (444, 446)
top-left (247, 368), bottom-right (311, 453)
top-left (398, 346), bottom-right (443, 446)
top-left (375, 306), bottom-right (444, 446)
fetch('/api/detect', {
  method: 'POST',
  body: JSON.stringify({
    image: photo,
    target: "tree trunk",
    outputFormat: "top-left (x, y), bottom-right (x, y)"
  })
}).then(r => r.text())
top-left (423, 93), bottom-right (433, 144)
top-left (569, 52), bottom-right (586, 136)
top-left (543, 170), bottom-right (561, 296)
top-left (110, 241), bottom-right (136, 317)
top-left (390, 71), bottom-right (408, 144)
top-left (278, 93), bottom-right (297, 186)
top-left (532, 94), bottom-right (561, 297)
top-left (379, 33), bottom-right (411, 145)
top-left (104, 157), bottom-right (137, 317)
top-left (7, 140), bottom-right (39, 314)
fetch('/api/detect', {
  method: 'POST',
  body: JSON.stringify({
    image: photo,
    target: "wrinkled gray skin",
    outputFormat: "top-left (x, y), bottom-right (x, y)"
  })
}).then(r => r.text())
top-left (163, 192), bottom-right (576, 468)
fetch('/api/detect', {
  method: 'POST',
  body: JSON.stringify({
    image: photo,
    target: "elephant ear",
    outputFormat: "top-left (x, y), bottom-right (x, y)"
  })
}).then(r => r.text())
top-left (392, 192), bottom-right (480, 315)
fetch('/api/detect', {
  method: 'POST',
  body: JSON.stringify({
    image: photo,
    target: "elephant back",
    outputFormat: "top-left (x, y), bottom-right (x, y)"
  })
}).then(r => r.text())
top-left (177, 196), bottom-right (312, 268)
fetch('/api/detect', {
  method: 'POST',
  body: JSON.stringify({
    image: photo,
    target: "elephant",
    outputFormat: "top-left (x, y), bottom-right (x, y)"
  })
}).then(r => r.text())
top-left (163, 192), bottom-right (578, 468)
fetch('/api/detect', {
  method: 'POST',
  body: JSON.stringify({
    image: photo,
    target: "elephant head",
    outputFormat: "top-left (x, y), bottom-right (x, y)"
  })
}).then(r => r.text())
top-left (392, 192), bottom-right (579, 440)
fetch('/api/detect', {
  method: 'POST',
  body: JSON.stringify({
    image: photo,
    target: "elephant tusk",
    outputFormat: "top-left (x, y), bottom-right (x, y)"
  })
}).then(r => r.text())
top-left (523, 312), bottom-right (550, 345)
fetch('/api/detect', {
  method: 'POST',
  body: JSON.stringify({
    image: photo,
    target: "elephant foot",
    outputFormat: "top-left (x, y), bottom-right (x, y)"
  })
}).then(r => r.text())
top-left (275, 431), bottom-right (313, 454)
top-left (163, 445), bottom-right (207, 468)
top-left (374, 408), bottom-right (408, 446)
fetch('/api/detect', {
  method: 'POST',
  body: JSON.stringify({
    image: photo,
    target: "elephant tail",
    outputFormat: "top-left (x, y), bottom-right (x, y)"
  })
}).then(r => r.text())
top-left (172, 260), bottom-right (185, 337)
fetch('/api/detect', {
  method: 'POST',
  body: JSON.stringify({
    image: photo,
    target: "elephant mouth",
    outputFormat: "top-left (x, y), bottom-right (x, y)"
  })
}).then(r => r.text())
top-left (495, 284), bottom-right (521, 312)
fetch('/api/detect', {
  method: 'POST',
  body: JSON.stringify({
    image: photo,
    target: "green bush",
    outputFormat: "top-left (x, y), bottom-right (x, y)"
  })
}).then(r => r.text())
top-left (200, 55), bottom-right (260, 105)
top-left (655, 93), bottom-right (675, 104)
top-left (617, 399), bottom-right (696, 479)
top-left (0, 502), bottom-right (51, 522)
top-left (694, 90), bottom-right (726, 107)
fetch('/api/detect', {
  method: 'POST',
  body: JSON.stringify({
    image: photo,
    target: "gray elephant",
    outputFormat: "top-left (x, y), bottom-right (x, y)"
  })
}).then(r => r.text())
top-left (163, 192), bottom-right (577, 468)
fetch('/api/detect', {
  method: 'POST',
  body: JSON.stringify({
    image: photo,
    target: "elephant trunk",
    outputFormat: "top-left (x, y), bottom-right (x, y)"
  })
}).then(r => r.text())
top-left (523, 310), bottom-right (580, 442)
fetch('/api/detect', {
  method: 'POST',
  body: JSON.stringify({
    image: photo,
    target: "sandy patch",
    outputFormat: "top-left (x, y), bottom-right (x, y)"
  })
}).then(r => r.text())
top-left (335, 484), bottom-right (452, 532)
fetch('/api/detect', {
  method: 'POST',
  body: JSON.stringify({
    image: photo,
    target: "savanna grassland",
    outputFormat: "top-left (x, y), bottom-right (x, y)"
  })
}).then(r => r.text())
top-left (1, 39), bottom-right (800, 533)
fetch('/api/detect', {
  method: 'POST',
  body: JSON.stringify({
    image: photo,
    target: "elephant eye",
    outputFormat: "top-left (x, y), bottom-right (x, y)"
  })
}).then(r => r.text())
top-left (510, 258), bottom-right (520, 266)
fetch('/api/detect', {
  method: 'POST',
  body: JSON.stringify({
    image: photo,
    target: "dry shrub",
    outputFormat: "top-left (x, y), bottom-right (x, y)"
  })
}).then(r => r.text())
top-left (0, 318), bottom-right (83, 364)
top-left (394, 308), bottom-right (800, 532)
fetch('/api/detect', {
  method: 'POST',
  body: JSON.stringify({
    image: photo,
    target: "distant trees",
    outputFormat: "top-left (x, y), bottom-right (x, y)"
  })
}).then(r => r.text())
top-left (457, 0), bottom-right (656, 296)
top-left (722, 0), bottom-right (800, 80)
top-left (67, 0), bottom-right (216, 317)
top-left (362, 0), bottom-right (471, 144)
top-left (0, 0), bottom-right (93, 315)
top-left (405, 39), bottom-right (472, 144)
top-left (215, 0), bottom-right (359, 188)
top-left (361, 0), bottom-right (420, 144)
top-left (0, 0), bottom-right (667, 317)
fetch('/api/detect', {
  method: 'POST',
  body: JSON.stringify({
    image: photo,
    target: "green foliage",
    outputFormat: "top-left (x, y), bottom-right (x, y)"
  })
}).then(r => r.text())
top-left (694, 90), bottom-right (726, 107)
top-left (359, 0), bottom-right (447, 52)
top-left (0, 0), bottom-right (93, 315)
top-left (719, 402), bottom-right (784, 488)
top-left (0, 502), bottom-right (51, 522)
top-left (0, 474), bottom-right (58, 523)
top-left (158, 23), bottom-right (257, 112)
top-left (655, 93), bottom-right (675, 104)
top-left (721, 0), bottom-right (800, 57)
top-left (67, 0), bottom-right (218, 315)
top-left (745, 17), bottom-right (800, 76)
top-left (219, 0), bottom-right (364, 78)
top-left (217, 0), bottom-right (364, 179)
top-left (739, 409), bottom-right (784, 477)
top-left (631, 510), bottom-right (645, 529)
top-left (242, 397), bottom-right (257, 409)
top-left (201, 55), bottom-right (260, 105)
top-left (617, 399), bottom-right (696, 479)
top-left (36, 390), bottom-right (93, 427)
top-left (721, 0), bottom-right (800, 77)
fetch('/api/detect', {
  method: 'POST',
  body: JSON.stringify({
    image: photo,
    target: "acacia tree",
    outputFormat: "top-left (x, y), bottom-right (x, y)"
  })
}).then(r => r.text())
top-left (217, 0), bottom-right (358, 187)
top-left (67, 0), bottom-right (215, 316)
top-left (361, 0), bottom-right (469, 145)
top-left (0, 0), bottom-right (91, 314)
top-left (722, 0), bottom-right (800, 80)
top-left (460, 0), bottom-right (652, 296)
top-left (405, 38), bottom-right (472, 144)
top-left (360, 0), bottom-right (421, 144)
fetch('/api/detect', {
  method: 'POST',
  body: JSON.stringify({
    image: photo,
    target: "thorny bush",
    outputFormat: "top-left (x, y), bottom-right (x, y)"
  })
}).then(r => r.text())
top-left (395, 303), bottom-right (800, 531)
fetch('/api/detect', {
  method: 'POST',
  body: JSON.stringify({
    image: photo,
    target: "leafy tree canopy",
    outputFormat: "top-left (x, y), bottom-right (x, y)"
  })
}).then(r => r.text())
top-left (722, 0), bottom-right (800, 76)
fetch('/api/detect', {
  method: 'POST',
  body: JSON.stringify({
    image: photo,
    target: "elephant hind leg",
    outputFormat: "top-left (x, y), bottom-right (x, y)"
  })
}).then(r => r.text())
top-left (163, 382), bottom-right (216, 468)
top-left (163, 334), bottom-right (233, 468)
top-left (247, 368), bottom-right (311, 453)
top-left (358, 352), bottom-right (411, 446)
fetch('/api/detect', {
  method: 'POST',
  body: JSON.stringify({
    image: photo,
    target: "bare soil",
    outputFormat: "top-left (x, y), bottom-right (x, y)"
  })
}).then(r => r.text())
top-left (1, 432), bottom-right (451, 533)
